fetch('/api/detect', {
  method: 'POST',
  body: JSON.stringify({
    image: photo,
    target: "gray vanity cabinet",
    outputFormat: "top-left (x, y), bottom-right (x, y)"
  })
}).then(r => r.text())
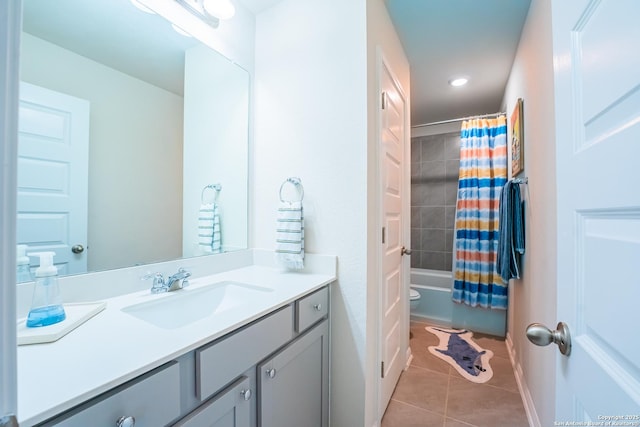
top-left (174, 376), bottom-right (252, 427)
top-left (258, 320), bottom-right (329, 427)
top-left (35, 285), bottom-right (330, 427)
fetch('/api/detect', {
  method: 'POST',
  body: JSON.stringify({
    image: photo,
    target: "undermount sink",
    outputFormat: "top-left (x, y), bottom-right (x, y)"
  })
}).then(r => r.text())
top-left (122, 281), bottom-right (273, 329)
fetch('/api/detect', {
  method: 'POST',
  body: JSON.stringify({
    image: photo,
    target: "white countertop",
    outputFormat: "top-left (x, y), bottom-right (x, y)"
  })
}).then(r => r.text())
top-left (17, 255), bottom-right (335, 426)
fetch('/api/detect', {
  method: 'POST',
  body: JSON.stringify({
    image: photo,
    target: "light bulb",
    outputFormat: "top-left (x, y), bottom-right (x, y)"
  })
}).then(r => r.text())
top-left (203, 0), bottom-right (235, 20)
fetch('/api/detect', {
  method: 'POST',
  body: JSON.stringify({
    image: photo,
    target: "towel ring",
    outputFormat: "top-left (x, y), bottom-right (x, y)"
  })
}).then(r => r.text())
top-left (201, 183), bottom-right (222, 204)
top-left (279, 177), bottom-right (304, 203)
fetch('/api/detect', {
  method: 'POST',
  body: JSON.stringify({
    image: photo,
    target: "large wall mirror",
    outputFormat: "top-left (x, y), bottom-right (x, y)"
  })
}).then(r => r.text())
top-left (17, 0), bottom-right (249, 280)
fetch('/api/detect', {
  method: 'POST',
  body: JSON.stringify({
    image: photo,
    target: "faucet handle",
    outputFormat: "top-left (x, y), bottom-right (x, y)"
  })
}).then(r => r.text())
top-left (177, 267), bottom-right (191, 277)
top-left (141, 272), bottom-right (167, 293)
top-left (141, 272), bottom-right (161, 281)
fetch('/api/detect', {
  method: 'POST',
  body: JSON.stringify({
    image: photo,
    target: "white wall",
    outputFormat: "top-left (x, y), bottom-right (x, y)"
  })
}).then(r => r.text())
top-left (366, 0), bottom-right (411, 425)
top-left (142, 0), bottom-right (256, 73)
top-left (253, 1), bottom-right (408, 425)
top-left (20, 33), bottom-right (184, 272)
top-left (182, 44), bottom-right (249, 256)
top-left (501, 1), bottom-right (557, 426)
top-left (252, 0), bottom-right (369, 425)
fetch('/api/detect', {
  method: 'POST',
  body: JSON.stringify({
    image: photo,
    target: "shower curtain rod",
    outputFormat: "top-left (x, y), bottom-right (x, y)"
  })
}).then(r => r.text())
top-left (412, 111), bottom-right (507, 128)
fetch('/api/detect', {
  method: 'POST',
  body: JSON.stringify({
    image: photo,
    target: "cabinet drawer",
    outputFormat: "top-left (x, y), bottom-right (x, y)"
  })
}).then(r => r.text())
top-left (40, 361), bottom-right (180, 427)
top-left (196, 305), bottom-right (293, 401)
top-left (174, 376), bottom-right (251, 427)
top-left (296, 287), bottom-right (328, 333)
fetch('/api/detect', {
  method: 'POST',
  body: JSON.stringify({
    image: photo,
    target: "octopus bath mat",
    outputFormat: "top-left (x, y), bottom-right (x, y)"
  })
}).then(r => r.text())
top-left (425, 326), bottom-right (494, 383)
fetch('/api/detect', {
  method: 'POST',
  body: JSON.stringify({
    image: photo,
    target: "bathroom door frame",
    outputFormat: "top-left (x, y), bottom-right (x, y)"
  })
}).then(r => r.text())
top-left (375, 48), bottom-right (411, 421)
top-left (0, 0), bottom-right (20, 424)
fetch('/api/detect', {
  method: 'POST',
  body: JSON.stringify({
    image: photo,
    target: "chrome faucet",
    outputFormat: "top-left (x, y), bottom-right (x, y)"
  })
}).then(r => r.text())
top-left (143, 268), bottom-right (191, 293)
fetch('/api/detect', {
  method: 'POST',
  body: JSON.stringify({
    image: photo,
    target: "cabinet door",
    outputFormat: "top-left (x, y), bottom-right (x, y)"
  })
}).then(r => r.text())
top-left (258, 320), bottom-right (328, 427)
top-left (174, 376), bottom-right (252, 427)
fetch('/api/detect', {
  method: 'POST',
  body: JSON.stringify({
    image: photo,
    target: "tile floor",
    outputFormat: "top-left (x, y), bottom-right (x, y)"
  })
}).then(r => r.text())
top-left (381, 321), bottom-right (529, 427)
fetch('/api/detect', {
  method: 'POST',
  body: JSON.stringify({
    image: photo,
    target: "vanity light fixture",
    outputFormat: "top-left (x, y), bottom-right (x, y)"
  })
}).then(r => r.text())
top-left (449, 77), bottom-right (469, 87)
top-left (130, 0), bottom-right (156, 14)
top-left (171, 23), bottom-right (193, 37)
top-left (203, 0), bottom-right (236, 20)
top-left (174, 0), bottom-right (235, 29)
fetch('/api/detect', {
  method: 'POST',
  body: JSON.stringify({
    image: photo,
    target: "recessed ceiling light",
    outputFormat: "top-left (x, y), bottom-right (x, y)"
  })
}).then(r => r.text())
top-left (130, 0), bottom-right (155, 14)
top-left (449, 77), bottom-right (469, 87)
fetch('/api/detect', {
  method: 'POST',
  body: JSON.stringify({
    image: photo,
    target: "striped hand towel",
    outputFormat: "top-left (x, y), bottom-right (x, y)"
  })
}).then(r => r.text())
top-left (275, 201), bottom-right (304, 269)
top-left (198, 203), bottom-right (222, 254)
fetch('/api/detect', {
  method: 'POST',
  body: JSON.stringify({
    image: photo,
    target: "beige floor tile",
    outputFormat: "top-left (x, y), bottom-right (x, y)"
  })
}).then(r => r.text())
top-left (391, 366), bottom-right (450, 415)
top-left (444, 418), bottom-right (477, 427)
top-left (411, 322), bottom-right (442, 344)
top-left (381, 400), bottom-right (446, 427)
top-left (446, 377), bottom-right (528, 427)
top-left (472, 333), bottom-right (510, 360)
top-left (483, 356), bottom-right (518, 393)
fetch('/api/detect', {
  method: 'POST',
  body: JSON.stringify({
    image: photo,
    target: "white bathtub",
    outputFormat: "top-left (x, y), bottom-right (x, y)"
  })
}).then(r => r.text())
top-left (410, 268), bottom-right (506, 337)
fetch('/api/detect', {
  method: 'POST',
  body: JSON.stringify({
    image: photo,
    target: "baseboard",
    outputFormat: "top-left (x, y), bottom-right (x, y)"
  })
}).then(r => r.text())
top-left (506, 333), bottom-right (540, 427)
top-left (405, 346), bottom-right (413, 370)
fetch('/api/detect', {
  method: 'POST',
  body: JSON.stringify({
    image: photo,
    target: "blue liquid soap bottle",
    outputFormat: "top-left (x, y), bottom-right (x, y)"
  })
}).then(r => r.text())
top-left (26, 252), bottom-right (66, 328)
top-left (16, 245), bottom-right (32, 283)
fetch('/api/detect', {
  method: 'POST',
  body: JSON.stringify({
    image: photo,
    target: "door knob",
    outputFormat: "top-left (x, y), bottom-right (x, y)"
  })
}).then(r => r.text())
top-left (266, 368), bottom-right (277, 379)
top-left (401, 246), bottom-right (412, 256)
top-left (526, 322), bottom-right (571, 356)
top-left (71, 244), bottom-right (84, 254)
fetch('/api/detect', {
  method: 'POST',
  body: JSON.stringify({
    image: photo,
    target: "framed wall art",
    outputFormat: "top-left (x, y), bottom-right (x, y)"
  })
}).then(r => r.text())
top-left (510, 98), bottom-right (524, 176)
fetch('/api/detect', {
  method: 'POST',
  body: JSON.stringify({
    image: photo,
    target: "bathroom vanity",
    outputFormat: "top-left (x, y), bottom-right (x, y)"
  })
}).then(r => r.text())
top-left (17, 251), bottom-right (335, 427)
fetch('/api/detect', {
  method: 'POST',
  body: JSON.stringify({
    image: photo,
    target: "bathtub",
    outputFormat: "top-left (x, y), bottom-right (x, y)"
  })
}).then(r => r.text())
top-left (410, 268), bottom-right (506, 337)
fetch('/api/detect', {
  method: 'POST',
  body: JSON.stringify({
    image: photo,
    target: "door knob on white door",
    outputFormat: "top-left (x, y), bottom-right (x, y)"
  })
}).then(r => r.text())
top-left (401, 246), bottom-right (412, 256)
top-left (526, 322), bottom-right (571, 356)
top-left (71, 244), bottom-right (84, 254)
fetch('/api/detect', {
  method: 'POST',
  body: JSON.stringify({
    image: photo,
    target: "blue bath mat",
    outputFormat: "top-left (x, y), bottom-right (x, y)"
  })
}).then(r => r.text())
top-left (425, 326), bottom-right (494, 383)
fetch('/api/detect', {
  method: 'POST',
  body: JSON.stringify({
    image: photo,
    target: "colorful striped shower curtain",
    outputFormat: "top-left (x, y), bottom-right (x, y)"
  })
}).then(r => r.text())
top-left (452, 116), bottom-right (507, 309)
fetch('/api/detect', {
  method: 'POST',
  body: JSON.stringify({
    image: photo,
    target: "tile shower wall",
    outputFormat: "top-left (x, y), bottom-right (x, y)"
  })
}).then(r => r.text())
top-left (411, 131), bottom-right (460, 271)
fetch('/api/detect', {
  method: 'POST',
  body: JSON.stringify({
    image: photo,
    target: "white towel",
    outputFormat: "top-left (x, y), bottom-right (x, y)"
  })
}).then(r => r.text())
top-left (198, 203), bottom-right (222, 254)
top-left (275, 201), bottom-right (304, 269)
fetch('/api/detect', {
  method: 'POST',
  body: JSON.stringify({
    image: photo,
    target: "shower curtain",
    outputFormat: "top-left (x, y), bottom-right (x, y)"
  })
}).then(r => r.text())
top-left (452, 116), bottom-right (507, 309)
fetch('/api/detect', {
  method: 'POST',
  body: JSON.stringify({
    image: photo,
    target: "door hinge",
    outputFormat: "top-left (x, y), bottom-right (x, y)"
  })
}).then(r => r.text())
top-left (382, 227), bottom-right (386, 244)
top-left (381, 92), bottom-right (387, 110)
top-left (381, 361), bottom-right (385, 378)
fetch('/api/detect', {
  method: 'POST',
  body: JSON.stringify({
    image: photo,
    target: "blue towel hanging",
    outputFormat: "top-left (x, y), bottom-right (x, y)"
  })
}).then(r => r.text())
top-left (497, 180), bottom-right (525, 282)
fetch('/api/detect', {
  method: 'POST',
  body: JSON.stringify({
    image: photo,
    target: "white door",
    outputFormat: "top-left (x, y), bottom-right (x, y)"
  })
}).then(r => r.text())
top-left (379, 57), bottom-right (408, 417)
top-left (18, 82), bottom-right (90, 275)
top-left (553, 0), bottom-right (640, 418)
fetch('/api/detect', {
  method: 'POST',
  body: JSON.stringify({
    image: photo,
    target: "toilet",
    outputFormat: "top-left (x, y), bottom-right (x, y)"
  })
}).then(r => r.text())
top-left (410, 287), bottom-right (421, 310)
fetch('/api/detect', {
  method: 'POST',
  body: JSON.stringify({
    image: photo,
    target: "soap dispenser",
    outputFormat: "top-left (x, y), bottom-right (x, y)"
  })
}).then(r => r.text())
top-left (16, 244), bottom-right (32, 283)
top-left (26, 252), bottom-right (66, 327)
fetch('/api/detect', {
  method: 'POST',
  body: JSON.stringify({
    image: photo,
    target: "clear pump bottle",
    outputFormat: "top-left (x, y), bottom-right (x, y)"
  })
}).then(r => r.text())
top-left (16, 245), bottom-right (32, 283)
top-left (26, 252), bottom-right (66, 328)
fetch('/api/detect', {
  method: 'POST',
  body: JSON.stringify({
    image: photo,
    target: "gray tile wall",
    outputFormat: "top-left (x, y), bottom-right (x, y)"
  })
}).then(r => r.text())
top-left (411, 132), bottom-right (460, 271)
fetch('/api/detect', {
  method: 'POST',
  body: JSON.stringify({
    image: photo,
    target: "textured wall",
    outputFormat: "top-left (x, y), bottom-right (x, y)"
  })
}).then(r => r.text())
top-left (410, 131), bottom-right (460, 271)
